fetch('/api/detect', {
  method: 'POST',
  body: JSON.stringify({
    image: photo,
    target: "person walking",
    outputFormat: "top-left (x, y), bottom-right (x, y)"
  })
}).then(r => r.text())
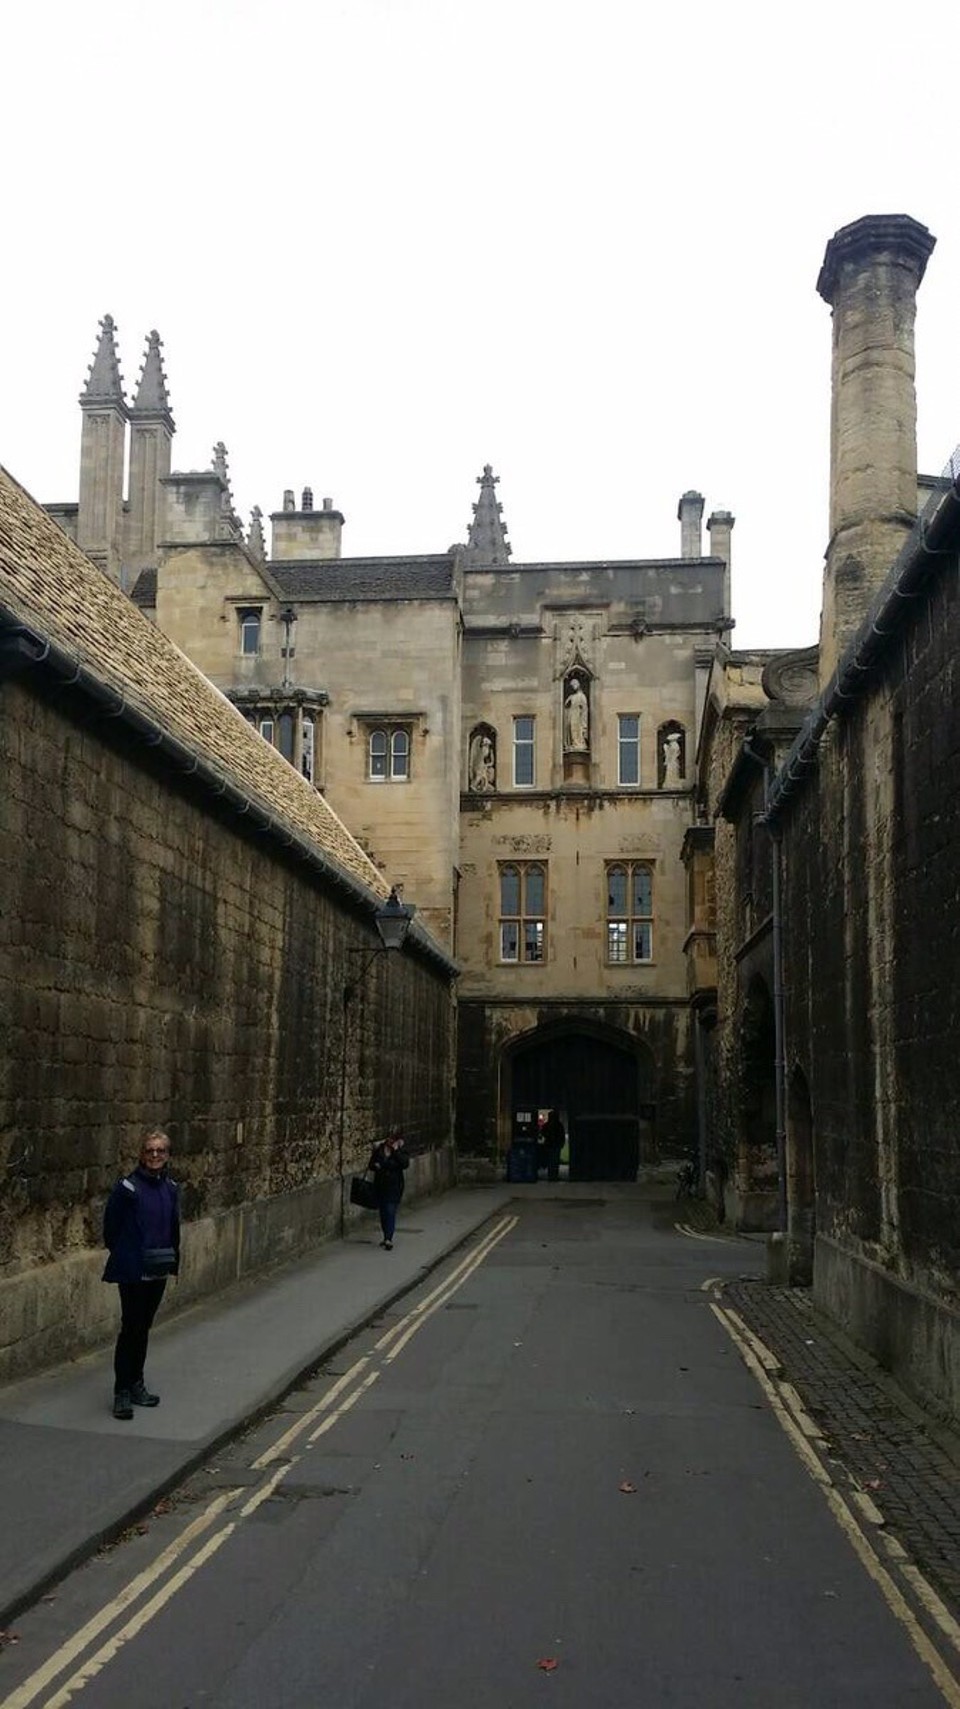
top-left (368, 1128), bottom-right (409, 1250)
top-left (540, 1109), bottom-right (566, 1182)
top-left (102, 1128), bottom-right (180, 1420)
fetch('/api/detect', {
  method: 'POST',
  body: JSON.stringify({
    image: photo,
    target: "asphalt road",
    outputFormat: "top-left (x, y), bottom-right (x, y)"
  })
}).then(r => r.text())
top-left (1, 1193), bottom-right (954, 1708)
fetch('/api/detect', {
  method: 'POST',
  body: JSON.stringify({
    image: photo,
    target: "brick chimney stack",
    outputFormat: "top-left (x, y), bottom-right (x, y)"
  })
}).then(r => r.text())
top-left (816, 214), bottom-right (935, 684)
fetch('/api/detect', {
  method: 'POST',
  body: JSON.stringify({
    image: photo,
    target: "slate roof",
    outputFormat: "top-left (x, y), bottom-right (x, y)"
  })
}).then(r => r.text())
top-left (268, 555), bottom-right (458, 602)
top-left (0, 466), bottom-right (386, 899)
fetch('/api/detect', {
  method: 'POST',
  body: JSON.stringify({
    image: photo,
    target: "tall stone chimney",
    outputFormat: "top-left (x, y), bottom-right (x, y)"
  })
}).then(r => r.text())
top-left (707, 509), bottom-right (734, 622)
top-left (816, 214), bottom-right (935, 683)
top-left (677, 490), bottom-right (704, 558)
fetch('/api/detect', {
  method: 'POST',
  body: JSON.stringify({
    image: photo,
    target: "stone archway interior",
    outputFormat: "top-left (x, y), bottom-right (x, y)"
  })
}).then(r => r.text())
top-left (511, 1030), bottom-right (653, 1181)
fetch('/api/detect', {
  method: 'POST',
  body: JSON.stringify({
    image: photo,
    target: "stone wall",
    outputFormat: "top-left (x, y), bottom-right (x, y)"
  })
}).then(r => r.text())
top-left (0, 671), bottom-right (455, 1380)
top-left (781, 549), bottom-right (960, 1416)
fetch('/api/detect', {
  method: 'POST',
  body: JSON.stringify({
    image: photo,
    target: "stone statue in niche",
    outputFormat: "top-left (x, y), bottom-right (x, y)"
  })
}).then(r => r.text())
top-left (662, 730), bottom-right (683, 787)
top-left (563, 677), bottom-right (589, 751)
top-left (468, 729), bottom-right (496, 792)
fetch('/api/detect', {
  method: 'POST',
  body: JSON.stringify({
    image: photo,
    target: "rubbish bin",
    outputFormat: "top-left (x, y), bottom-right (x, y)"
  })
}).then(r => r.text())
top-left (506, 1140), bottom-right (539, 1183)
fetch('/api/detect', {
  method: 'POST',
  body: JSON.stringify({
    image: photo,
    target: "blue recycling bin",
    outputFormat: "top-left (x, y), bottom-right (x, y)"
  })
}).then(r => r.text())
top-left (506, 1140), bottom-right (539, 1183)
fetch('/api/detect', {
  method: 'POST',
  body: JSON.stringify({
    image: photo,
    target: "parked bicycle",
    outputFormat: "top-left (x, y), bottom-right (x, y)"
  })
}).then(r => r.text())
top-left (675, 1160), bottom-right (698, 1200)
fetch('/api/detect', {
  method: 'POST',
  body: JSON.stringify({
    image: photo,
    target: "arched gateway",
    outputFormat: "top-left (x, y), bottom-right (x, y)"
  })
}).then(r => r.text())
top-left (503, 1023), bottom-right (655, 1181)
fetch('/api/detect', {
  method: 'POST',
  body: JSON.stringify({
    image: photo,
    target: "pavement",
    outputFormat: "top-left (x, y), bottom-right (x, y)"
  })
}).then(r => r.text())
top-left (0, 1184), bottom-right (515, 1628)
top-left (2, 1180), bottom-right (959, 1637)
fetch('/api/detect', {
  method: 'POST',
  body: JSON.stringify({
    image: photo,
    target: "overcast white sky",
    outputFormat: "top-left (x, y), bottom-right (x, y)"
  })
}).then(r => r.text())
top-left (3, 0), bottom-right (958, 647)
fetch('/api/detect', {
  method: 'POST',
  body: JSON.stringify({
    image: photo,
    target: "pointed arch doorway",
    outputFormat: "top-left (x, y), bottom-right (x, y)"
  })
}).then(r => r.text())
top-left (505, 1023), bottom-right (655, 1181)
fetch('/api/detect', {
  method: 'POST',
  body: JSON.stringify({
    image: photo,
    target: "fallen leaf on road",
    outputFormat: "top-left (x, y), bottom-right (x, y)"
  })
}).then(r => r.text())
top-left (619, 1480), bottom-right (637, 1494)
top-left (537, 1657), bottom-right (559, 1671)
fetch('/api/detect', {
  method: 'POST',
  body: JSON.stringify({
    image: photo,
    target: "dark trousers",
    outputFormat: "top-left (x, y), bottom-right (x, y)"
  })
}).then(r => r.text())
top-left (378, 1199), bottom-right (399, 1242)
top-left (114, 1280), bottom-right (167, 1391)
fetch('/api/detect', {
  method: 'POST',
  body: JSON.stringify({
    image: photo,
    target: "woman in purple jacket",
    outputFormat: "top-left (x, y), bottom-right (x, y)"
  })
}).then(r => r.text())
top-left (103, 1129), bottom-right (180, 1420)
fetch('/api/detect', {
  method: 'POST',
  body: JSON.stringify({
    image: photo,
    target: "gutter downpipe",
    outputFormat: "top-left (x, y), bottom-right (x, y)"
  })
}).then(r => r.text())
top-left (768, 807), bottom-right (787, 1234)
top-left (743, 738), bottom-right (788, 1235)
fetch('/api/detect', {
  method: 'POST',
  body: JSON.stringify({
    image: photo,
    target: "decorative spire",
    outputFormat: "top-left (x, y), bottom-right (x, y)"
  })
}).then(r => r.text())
top-left (130, 329), bottom-right (175, 427)
top-left (466, 464), bottom-right (512, 563)
top-left (248, 505), bottom-right (266, 561)
top-left (211, 442), bottom-right (243, 539)
top-left (80, 314), bottom-right (127, 410)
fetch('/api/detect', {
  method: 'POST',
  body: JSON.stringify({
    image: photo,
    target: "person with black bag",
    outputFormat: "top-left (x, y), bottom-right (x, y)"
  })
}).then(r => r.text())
top-left (367, 1128), bottom-right (409, 1250)
top-left (102, 1128), bottom-right (180, 1420)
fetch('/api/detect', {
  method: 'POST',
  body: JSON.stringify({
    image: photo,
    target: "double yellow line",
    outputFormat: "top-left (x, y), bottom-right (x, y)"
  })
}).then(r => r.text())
top-left (1, 1215), bottom-right (518, 1709)
top-left (712, 1296), bottom-right (960, 1708)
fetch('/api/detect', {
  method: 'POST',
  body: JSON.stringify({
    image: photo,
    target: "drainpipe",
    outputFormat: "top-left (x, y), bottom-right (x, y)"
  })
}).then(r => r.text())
top-left (693, 1011), bottom-right (708, 1189)
top-left (743, 738), bottom-right (787, 1234)
top-left (768, 811), bottom-right (787, 1234)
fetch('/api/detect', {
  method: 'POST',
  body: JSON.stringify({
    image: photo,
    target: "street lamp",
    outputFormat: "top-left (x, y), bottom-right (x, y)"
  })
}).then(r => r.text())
top-left (365, 886), bottom-right (415, 956)
top-left (337, 888), bottom-right (416, 1233)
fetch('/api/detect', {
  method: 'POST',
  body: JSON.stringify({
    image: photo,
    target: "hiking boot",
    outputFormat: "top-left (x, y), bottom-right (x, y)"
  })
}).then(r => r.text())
top-left (130, 1381), bottom-right (160, 1407)
top-left (113, 1390), bottom-right (134, 1421)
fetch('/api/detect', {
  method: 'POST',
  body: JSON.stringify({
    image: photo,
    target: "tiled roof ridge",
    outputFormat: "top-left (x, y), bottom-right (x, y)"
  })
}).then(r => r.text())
top-left (0, 464), bottom-right (386, 900)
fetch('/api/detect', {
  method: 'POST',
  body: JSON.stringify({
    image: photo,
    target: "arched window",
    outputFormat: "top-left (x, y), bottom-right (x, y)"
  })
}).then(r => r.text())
top-left (239, 610), bottom-right (261, 656)
top-left (369, 728), bottom-right (389, 780)
top-left (606, 862), bottom-right (654, 962)
top-left (391, 728), bottom-right (410, 779)
top-left (367, 725), bottom-right (411, 782)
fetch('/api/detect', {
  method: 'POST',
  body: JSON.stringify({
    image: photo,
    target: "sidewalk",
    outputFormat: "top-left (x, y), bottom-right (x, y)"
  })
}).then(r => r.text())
top-left (676, 1191), bottom-right (960, 1619)
top-left (724, 1276), bottom-right (960, 1620)
top-left (0, 1185), bottom-right (514, 1627)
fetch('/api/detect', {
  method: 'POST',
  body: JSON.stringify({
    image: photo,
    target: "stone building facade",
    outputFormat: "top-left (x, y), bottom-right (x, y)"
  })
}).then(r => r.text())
top-left (18, 211), bottom-right (960, 1420)
top-left (45, 331), bottom-right (735, 1177)
top-left (0, 469), bottom-right (456, 1379)
top-left (690, 215), bottom-right (960, 1421)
